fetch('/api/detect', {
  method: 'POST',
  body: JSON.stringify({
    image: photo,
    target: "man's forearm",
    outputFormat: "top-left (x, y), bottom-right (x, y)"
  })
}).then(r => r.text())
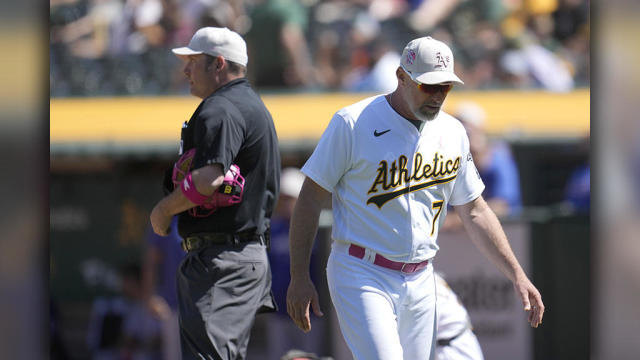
top-left (289, 192), bottom-right (323, 281)
top-left (157, 164), bottom-right (225, 215)
top-left (151, 164), bottom-right (226, 235)
top-left (457, 197), bottom-right (526, 282)
top-left (456, 197), bottom-right (544, 327)
top-left (155, 187), bottom-right (199, 217)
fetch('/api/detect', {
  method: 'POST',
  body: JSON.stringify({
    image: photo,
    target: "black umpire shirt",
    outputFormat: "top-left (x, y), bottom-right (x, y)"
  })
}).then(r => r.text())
top-left (174, 78), bottom-right (280, 238)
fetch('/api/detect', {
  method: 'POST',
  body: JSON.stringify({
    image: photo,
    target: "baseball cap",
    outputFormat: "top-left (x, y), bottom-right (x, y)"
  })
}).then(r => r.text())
top-left (400, 36), bottom-right (463, 85)
top-left (455, 101), bottom-right (486, 128)
top-left (280, 167), bottom-right (305, 198)
top-left (172, 27), bottom-right (248, 66)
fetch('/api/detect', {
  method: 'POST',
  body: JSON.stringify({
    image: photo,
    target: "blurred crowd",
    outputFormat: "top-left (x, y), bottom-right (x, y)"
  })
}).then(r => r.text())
top-left (50, 0), bottom-right (589, 96)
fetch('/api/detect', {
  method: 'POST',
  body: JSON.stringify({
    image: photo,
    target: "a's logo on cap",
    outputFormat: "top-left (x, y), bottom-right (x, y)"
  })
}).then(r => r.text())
top-left (406, 49), bottom-right (416, 65)
top-left (434, 52), bottom-right (450, 69)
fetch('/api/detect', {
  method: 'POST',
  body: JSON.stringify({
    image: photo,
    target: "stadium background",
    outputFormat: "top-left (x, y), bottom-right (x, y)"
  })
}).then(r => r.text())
top-left (50, 0), bottom-right (590, 359)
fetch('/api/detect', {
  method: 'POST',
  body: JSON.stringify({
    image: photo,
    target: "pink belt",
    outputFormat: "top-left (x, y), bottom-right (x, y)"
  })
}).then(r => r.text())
top-left (348, 244), bottom-right (430, 274)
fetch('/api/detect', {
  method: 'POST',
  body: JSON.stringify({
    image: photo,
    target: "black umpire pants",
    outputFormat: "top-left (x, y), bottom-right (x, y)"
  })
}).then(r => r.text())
top-left (177, 241), bottom-right (276, 360)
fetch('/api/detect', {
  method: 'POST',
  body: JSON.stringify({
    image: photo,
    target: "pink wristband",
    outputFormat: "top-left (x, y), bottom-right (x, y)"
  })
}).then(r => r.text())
top-left (180, 173), bottom-right (210, 205)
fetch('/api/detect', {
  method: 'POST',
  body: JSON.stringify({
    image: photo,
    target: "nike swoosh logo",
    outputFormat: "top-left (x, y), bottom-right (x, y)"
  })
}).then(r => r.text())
top-left (374, 129), bottom-right (391, 137)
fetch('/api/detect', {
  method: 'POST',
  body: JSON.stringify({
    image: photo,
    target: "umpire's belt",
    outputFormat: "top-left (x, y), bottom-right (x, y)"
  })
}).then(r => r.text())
top-left (348, 244), bottom-right (430, 274)
top-left (182, 232), bottom-right (263, 252)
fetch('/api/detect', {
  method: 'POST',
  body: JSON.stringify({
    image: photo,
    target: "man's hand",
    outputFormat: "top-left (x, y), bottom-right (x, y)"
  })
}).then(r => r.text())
top-left (287, 178), bottom-right (328, 332)
top-left (455, 196), bottom-right (545, 328)
top-left (150, 202), bottom-right (172, 236)
top-left (514, 273), bottom-right (545, 328)
top-left (146, 295), bottom-right (171, 321)
top-left (286, 277), bottom-right (324, 332)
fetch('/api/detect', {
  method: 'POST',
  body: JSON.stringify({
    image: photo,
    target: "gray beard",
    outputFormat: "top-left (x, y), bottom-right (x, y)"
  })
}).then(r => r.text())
top-left (414, 108), bottom-right (439, 121)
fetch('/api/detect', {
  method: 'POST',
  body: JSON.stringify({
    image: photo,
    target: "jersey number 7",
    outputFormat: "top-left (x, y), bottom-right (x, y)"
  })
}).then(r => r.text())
top-left (430, 200), bottom-right (445, 236)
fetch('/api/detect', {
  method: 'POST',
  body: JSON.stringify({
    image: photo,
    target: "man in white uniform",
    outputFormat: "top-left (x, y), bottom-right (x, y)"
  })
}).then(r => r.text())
top-left (434, 273), bottom-right (483, 360)
top-left (286, 36), bottom-right (544, 360)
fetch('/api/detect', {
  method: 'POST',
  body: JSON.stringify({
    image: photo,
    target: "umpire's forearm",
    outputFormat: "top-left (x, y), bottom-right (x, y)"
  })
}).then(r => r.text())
top-left (155, 164), bottom-right (225, 216)
top-left (288, 188), bottom-right (323, 281)
top-left (155, 187), bottom-right (198, 217)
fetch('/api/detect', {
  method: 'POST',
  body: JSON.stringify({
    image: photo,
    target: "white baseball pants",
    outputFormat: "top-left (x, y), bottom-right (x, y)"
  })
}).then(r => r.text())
top-left (435, 328), bottom-right (484, 360)
top-left (327, 242), bottom-right (437, 360)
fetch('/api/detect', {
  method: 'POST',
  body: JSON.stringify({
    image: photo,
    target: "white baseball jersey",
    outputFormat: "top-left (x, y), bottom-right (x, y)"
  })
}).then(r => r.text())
top-left (302, 95), bottom-right (485, 262)
top-left (435, 273), bottom-right (472, 339)
top-left (435, 273), bottom-right (485, 360)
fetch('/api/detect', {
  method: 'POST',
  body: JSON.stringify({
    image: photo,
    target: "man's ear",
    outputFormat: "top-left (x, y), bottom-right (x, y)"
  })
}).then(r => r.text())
top-left (216, 56), bottom-right (225, 71)
top-left (396, 67), bottom-right (405, 84)
top-left (205, 56), bottom-right (223, 72)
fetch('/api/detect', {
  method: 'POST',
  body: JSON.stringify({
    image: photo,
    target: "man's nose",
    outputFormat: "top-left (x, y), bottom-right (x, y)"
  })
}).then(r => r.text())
top-left (183, 63), bottom-right (190, 76)
top-left (431, 88), bottom-right (447, 101)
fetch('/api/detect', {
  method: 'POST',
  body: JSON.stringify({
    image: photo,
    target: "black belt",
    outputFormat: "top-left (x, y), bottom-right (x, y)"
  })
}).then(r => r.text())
top-left (436, 326), bottom-right (469, 347)
top-left (182, 232), bottom-right (264, 252)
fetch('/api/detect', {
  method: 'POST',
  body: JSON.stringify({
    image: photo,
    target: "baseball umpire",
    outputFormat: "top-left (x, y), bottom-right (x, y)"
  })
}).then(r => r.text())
top-left (150, 27), bottom-right (281, 360)
top-left (434, 273), bottom-right (484, 360)
top-left (286, 36), bottom-right (544, 360)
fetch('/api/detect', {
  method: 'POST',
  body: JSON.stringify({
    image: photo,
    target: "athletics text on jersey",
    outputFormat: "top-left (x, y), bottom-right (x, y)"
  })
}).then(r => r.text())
top-left (367, 152), bottom-right (461, 208)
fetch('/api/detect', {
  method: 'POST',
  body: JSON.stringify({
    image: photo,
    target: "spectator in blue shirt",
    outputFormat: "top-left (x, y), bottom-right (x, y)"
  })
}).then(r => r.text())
top-left (564, 163), bottom-right (590, 212)
top-left (564, 134), bottom-right (590, 213)
top-left (457, 101), bottom-right (522, 217)
top-left (443, 102), bottom-right (522, 231)
top-left (141, 215), bottom-right (184, 360)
